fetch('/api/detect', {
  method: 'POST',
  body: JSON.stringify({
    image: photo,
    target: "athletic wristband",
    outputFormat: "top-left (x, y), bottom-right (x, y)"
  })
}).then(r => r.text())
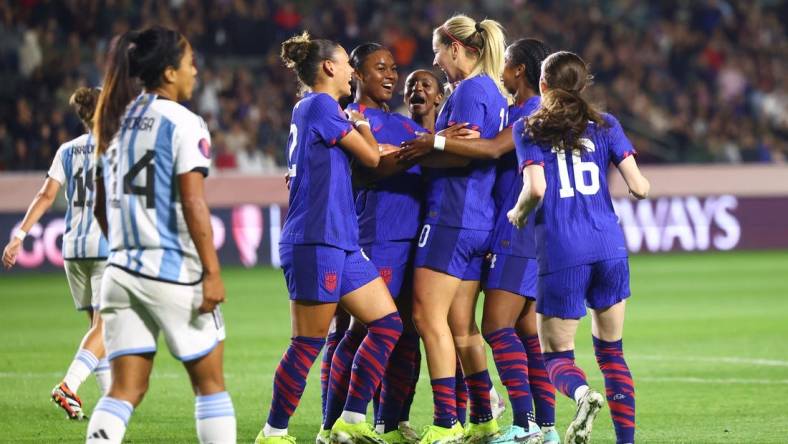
top-left (13, 228), bottom-right (26, 241)
top-left (433, 135), bottom-right (446, 151)
top-left (354, 120), bottom-right (370, 129)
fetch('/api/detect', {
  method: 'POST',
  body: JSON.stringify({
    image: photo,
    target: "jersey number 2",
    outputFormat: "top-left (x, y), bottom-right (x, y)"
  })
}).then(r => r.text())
top-left (556, 138), bottom-right (600, 198)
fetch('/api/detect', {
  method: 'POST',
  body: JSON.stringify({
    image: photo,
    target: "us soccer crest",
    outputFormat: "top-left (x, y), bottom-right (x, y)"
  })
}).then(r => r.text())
top-left (379, 267), bottom-right (393, 285)
top-left (323, 271), bottom-right (338, 292)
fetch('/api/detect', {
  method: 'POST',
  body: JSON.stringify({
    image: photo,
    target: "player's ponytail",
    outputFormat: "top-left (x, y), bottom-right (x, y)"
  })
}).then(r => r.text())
top-left (526, 51), bottom-right (606, 152)
top-left (281, 31), bottom-right (340, 94)
top-left (435, 15), bottom-right (507, 98)
top-left (507, 38), bottom-right (551, 93)
top-left (94, 26), bottom-right (187, 155)
top-left (69, 87), bottom-right (101, 132)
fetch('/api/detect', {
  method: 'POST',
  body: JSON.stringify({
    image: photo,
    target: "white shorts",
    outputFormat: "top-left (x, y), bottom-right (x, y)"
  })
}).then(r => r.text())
top-left (100, 266), bottom-right (226, 362)
top-left (64, 259), bottom-right (107, 311)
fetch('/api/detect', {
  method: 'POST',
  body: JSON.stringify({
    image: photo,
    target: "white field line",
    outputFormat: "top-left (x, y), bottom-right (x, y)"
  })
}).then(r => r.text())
top-left (630, 355), bottom-right (788, 368)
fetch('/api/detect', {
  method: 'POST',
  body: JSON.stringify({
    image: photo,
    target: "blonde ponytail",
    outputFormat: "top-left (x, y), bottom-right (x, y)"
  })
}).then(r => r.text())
top-left (434, 15), bottom-right (508, 99)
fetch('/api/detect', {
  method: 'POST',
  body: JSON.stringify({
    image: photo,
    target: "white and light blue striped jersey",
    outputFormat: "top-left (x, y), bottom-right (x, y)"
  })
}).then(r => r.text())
top-left (47, 133), bottom-right (109, 260)
top-left (99, 93), bottom-right (211, 284)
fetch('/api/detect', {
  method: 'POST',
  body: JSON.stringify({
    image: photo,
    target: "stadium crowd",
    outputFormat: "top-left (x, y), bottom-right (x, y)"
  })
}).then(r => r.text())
top-left (0, 0), bottom-right (785, 171)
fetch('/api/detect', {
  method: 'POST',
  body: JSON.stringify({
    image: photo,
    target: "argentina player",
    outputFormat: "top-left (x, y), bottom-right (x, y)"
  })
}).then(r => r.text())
top-left (86, 26), bottom-right (235, 444)
top-left (3, 87), bottom-right (111, 420)
top-left (510, 51), bottom-right (650, 444)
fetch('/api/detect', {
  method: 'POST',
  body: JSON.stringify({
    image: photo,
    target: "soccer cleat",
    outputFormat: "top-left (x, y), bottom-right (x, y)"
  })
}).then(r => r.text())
top-left (490, 387), bottom-right (506, 420)
top-left (418, 422), bottom-right (464, 444)
top-left (564, 389), bottom-right (604, 444)
top-left (542, 427), bottom-right (560, 444)
top-left (254, 431), bottom-right (297, 444)
top-left (380, 429), bottom-right (413, 444)
top-left (398, 421), bottom-right (420, 443)
top-left (331, 418), bottom-right (387, 444)
top-left (317, 428), bottom-right (331, 444)
top-left (489, 424), bottom-right (542, 444)
top-left (464, 419), bottom-right (501, 444)
top-left (51, 382), bottom-right (85, 420)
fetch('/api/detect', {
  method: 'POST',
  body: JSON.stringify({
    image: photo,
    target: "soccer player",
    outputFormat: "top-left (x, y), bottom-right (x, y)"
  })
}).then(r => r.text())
top-left (2, 87), bottom-right (111, 420)
top-left (86, 26), bottom-right (236, 444)
top-left (509, 51), bottom-right (649, 444)
top-left (411, 15), bottom-right (508, 444)
top-left (256, 32), bottom-right (402, 444)
top-left (400, 38), bottom-right (557, 444)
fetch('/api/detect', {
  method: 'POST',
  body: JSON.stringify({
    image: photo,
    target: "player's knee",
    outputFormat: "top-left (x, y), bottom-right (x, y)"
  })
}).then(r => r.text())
top-left (480, 312), bottom-right (510, 336)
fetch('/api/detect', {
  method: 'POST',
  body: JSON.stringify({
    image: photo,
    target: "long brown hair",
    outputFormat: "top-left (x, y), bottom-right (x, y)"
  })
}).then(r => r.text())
top-left (93, 26), bottom-right (187, 155)
top-left (526, 51), bottom-right (606, 151)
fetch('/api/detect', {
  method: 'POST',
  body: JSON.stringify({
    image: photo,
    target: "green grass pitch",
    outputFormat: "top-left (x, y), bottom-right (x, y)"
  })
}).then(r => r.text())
top-left (1, 251), bottom-right (787, 443)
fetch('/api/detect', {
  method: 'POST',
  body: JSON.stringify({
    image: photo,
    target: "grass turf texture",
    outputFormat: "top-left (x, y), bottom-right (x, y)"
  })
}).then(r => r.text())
top-left (1, 251), bottom-right (787, 443)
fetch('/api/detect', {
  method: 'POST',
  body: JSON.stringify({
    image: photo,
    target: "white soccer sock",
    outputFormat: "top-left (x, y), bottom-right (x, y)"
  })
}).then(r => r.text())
top-left (573, 385), bottom-right (590, 403)
top-left (94, 358), bottom-right (112, 395)
top-left (375, 424), bottom-right (385, 433)
top-left (64, 349), bottom-right (99, 393)
top-left (340, 410), bottom-right (366, 424)
top-left (195, 391), bottom-right (236, 444)
top-left (85, 397), bottom-right (133, 444)
top-left (263, 423), bottom-right (288, 437)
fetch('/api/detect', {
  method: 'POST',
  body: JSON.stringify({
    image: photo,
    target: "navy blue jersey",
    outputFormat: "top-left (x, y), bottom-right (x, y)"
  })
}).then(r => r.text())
top-left (348, 103), bottom-right (425, 243)
top-left (490, 96), bottom-right (541, 257)
top-left (515, 113), bottom-right (636, 273)
top-left (423, 75), bottom-right (508, 230)
top-left (281, 93), bottom-right (356, 250)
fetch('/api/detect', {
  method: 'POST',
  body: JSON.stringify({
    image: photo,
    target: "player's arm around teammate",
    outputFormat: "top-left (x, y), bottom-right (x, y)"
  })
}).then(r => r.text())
top-left (257, 33), bottom-right (401, 444)
top-left (510, 51), bottom-right (649, 444)
top-left (87, 26), bottom-right (235, 444)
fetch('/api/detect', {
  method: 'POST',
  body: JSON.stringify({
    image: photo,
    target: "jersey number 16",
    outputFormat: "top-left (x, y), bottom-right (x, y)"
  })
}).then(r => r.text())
top-left (555, 138), bottom-right (600, 198)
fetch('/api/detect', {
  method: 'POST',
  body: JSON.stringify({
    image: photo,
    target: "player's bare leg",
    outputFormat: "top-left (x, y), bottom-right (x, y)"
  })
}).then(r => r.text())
top-left (84, 354), bottom-right (154, 444)
top-left (185, 342), bottom-right (236, 444)
top-left (539, 316), bottom-right (603, 444)
top-left (412, 268), bottom-right (465, 442)
top-left (329, 278), bottom-right (401, 444)
top-left (52, 309), bottom-right (106, 420)
top-left (449, 280), bottom-right (500, 443)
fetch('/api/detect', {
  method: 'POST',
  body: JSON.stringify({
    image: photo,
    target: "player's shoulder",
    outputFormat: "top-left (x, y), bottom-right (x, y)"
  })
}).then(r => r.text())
top-left (57, 133), bottom-right (92, 156)
top-left (151, 98), bottom-right (205, 130)
top-left (306, 92), bottom-right (341, 112)
top-left (455, 75), bottom-right (489, 95)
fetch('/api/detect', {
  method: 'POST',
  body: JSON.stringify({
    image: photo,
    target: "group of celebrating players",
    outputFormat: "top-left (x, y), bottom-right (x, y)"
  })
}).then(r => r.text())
top-left (2, 12), bottom-right (650, 444)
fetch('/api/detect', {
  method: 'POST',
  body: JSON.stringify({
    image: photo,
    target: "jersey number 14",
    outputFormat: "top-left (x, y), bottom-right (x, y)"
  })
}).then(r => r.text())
top-left (555, 138), bottom-right (600, 198)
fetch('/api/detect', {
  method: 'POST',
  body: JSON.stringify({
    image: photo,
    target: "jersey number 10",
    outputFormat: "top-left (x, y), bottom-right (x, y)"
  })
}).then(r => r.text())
top-left (555, 138), bottom-right (600, 198)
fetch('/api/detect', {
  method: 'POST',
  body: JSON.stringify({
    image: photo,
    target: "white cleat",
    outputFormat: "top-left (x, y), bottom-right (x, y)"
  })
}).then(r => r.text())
top-left (490, 386), bottom-right (506, 420)
top-left (564, 389), bottom-right (604, 444)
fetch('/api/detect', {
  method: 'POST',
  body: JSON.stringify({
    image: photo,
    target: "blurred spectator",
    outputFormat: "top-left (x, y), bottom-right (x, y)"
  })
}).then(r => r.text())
top-left (0, 0), bottom-right (785, 173)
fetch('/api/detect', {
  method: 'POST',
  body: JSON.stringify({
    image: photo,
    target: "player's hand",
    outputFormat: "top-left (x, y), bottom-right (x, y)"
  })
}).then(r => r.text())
top-left (507, 206), bottom-right (527, 229)
top-left (346, 109), bottom-right (367, 126)
top-left (397, 133), bottom-right (434, 161)
top-left (378, 143), bottom-right (400, 156)
top-left (2, 239), bottom-right (21, 269)
top-left (199, 271), bottom-right (226, 313)
top-left (440, 122), bottom-right (480, 140)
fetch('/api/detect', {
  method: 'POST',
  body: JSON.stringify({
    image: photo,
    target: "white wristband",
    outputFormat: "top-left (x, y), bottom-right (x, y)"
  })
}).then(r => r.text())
top-left (354, 120), bottom-right (370, 129)
top-left (433, 135), bottom-right (446, 151)
top-left (13, 228), bottom-right (26, 241)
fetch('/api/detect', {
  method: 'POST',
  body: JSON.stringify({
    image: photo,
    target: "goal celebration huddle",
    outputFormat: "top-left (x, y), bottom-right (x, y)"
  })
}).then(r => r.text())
top-left (2, 13), bottom-right (649, 444)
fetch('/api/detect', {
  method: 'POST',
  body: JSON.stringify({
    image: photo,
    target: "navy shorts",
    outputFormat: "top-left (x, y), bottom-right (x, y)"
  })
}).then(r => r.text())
top-left (482, 253), bottom-right (538, 300)
top-left (280, 243), bottom-right (380, 303)
top-left (413, 224), bottom-right (491, 281)
top-left (537, 258), bottom-right (631, 319)
top-left (361, 240), bottom-right (415, 298)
